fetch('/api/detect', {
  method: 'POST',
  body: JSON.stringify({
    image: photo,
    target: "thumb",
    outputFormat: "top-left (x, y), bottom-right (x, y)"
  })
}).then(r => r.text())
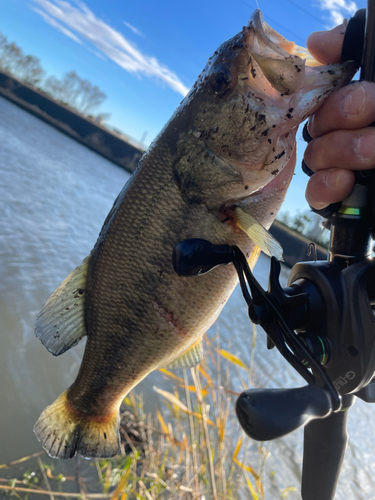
top-left (307, 22), bottom-right (347, 65)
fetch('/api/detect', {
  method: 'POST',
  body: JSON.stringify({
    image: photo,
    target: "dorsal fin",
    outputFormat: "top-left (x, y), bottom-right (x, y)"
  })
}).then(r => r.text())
top-left (35, 257), bottom-right (89, 356)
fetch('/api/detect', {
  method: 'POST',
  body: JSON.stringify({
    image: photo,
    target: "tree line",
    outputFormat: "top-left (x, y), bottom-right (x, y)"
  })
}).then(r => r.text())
top-left (0, 32), bottom-right (109, 121)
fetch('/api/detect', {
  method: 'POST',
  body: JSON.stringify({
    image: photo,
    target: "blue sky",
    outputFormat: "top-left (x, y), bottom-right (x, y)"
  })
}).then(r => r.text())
top-left (0, 0), bottom-right (366, 215)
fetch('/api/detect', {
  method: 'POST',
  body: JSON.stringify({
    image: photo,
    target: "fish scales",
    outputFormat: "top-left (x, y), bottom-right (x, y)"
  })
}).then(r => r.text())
top-left (71, 142), bottom-right (251, 414)
top-left (34, 10), bottom-right (355, 459)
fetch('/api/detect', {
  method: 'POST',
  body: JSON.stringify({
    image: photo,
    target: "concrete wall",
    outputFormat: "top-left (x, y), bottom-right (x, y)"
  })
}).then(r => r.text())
top-left (0, 71), bottom-right (144, 172)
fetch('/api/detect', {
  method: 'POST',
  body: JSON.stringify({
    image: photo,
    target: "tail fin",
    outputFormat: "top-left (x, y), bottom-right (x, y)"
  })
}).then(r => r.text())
top-left (34, 391), bottom-right (120, 459)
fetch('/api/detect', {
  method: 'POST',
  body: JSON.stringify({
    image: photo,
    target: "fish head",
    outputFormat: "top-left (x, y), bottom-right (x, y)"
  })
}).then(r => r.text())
top-left (183, 9), bottom-right (355, 199)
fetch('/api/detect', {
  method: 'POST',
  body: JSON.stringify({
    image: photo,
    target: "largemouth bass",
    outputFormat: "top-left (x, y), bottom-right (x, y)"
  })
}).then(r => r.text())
top-left (34, 10), bottom-right (354, 459)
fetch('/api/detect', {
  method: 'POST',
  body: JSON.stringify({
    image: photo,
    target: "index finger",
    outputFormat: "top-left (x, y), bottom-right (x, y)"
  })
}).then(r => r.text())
top-left (307, 81), bottom-right (375, 138)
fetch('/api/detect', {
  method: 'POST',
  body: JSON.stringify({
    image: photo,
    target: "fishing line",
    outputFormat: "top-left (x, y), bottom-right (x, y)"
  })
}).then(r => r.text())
top-left (233, 0), bottom-right (306, 44)
top-left (282, 0), bottom-right (327, 26)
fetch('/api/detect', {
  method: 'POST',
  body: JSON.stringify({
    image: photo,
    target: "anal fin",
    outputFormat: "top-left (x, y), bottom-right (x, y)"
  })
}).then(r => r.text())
top-left (35, 256), bottom-right (89, 356)
top-left (163, 339), bottom-right (204, 370)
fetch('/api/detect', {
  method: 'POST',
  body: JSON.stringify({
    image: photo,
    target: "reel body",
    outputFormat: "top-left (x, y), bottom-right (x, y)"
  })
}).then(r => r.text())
top-left (288, 258), bottom-right (375, 397)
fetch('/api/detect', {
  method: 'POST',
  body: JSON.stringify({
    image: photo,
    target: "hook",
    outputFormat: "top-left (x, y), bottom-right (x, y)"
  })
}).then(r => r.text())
top-left (307, 243), bottom-right (317, 262)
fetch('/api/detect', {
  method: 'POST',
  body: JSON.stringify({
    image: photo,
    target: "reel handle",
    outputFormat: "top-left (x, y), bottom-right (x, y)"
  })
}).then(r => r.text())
top-left (235, 385), bottom-right (332, 441)
top-left (172, 239), bottom-right (235, 276)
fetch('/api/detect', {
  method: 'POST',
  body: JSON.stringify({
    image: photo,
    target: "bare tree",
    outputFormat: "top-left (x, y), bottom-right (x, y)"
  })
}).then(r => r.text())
top-left (0, 41), bottom-right (23, 75)
top-left (43, 71), bottom-right (106, 115)
top-left (43, 75), bottom-right (66, 101)
top-left (0, 37), bottom-right (44, 85)
top-left (17, 55), bottom-right (45, 85)
top-left (77, 80), bottom-right (106, 114)
top-left (0, 33), bottom-right (7, 54)
top-left (58, 71), bottom-right (82, 107)
top-left (0, 31), bottom-right (108, 118)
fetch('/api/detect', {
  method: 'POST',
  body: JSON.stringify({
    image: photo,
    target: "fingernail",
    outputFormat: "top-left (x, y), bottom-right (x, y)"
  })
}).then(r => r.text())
top-left (341, 18), bottom-right (348, 34)
top-left (307, 23), bottom-right (346, 46)
top-left (306, 115), bottom-right (315, 137)
top-left (343, 85), bottom-right (366, 115)
top-left (312, 201), bottom-right (329, 210)
top-left (355, 135), bottom-right (375, 160)
top-left (323, 169), bottom-right (342, 188)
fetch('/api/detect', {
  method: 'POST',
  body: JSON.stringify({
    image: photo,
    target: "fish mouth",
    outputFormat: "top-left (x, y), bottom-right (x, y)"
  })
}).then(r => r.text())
top-left (243, 9), bottom-right (333, 98)
top-left (210, 10), bottom-right (354, 187)
top-left (243, 10), bottom-right (354, 103)
top-left (248, 9), bottom-right (321, 69)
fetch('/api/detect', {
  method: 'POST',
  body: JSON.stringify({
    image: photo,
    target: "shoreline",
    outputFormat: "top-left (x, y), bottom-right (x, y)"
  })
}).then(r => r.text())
top-left (0, 71), bottom-right (144, 173)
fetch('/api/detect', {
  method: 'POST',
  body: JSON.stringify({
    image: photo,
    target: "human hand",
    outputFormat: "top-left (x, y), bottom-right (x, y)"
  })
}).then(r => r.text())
top-left (304, 24), bottom-right (375, 210)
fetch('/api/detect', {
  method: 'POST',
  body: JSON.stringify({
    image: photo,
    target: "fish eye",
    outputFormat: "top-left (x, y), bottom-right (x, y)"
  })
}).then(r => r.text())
top-left (209, 64), bottom-right (233, 96)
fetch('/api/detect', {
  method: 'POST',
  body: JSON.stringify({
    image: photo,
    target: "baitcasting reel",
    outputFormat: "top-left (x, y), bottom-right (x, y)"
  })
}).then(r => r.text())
top-left (172, 4), bottom-right (375, 499)
top-left (172, 237), bottom-right (375, 500)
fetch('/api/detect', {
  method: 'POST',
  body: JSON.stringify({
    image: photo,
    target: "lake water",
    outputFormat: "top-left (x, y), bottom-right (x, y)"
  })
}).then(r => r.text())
top-left (1, 96), bottom-right (375, 499)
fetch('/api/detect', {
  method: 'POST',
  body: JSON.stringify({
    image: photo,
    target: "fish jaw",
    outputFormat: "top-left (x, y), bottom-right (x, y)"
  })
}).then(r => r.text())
top-left (178, 9), bottom-right (355, 204)
top-left (237, 145), bottom-right (297, 231)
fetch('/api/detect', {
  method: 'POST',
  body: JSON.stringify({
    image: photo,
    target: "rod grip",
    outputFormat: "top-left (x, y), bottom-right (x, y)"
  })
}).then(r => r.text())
top-left (301, 410), bottom-right (349, 500)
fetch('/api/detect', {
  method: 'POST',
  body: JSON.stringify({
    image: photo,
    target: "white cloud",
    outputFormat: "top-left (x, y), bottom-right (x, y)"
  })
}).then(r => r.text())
top-left (30, 0), bottom-right (189, 96)
top-left (32, 6), bottom-right (83, 43)
top-left (316, 0), bottom-right (358, 27)
top-left (123, 21), bottom-right (143, 37)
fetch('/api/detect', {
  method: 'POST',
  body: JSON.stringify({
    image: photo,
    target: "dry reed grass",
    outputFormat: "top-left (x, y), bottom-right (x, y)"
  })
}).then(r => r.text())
top-left (0, 332), bottom-right (296, 500)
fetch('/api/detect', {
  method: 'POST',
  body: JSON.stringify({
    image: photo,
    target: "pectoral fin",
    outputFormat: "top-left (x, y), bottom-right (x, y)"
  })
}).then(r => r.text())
top-left (164, 339), bottom-right (204, 369)
top-left (35, 257), bottom-right (89, 356)
top-left (234, 207), bottom-right (283, 260)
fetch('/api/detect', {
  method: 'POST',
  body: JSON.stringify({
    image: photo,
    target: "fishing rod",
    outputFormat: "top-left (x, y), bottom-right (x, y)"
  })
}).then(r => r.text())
top-left (171, 3), bottom-right (375, 499)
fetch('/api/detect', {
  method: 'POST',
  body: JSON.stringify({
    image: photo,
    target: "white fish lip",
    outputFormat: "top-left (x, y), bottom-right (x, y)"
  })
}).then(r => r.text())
top-left (243, 9), bottom-right (355, 100)
top-left (247, 9), bottom-right (319, 67)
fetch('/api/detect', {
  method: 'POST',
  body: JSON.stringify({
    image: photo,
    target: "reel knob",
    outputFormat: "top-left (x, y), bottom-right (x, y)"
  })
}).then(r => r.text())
top-left (236, 384), bottom-right (333, 441)
top-left (172, 239), bottom-right (235, 276)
